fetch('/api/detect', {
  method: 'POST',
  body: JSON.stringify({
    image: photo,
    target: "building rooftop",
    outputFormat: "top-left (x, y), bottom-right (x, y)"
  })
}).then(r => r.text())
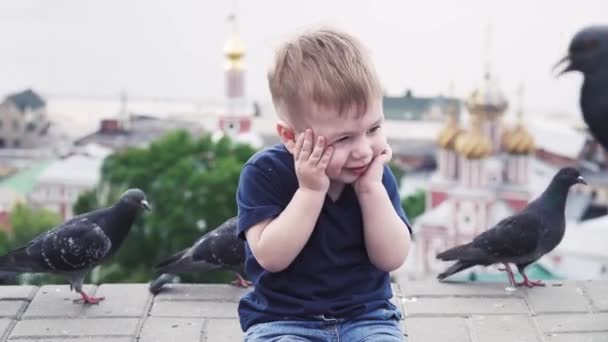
top-left (74, 115), bottom-right (205, 151)
top-left (4, 89), bottom-right (46, 112)
top-left (0, 160), bottom-right (54, 194)
top-left (0, 279), bottom-right (605, 341)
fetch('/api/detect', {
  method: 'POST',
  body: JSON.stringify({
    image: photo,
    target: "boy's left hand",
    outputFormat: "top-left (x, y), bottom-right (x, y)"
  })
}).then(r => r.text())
top-left (354, 145), bottom-right (392, 194)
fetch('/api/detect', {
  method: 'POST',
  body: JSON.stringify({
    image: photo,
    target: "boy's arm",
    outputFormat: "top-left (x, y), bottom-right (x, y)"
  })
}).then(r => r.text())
top-left (355, 148), bottom-right (411, 272)
top-left (357, 183), bottom-right (411, 272)
top-left (245, 188), bottom-right (325, 272)
top-left (244, 130), bottom-right (333, 273)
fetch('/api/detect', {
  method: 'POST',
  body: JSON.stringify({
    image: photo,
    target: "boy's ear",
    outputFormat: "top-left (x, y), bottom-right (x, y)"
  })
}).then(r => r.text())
top-left (276, 121), bottom-right (297, 154)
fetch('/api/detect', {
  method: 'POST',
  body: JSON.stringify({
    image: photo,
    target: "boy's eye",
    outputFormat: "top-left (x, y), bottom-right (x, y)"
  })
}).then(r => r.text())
top-left (368, 126), bottom-right (380, 134)
top-left (335, 136), bottom-right (350, 143)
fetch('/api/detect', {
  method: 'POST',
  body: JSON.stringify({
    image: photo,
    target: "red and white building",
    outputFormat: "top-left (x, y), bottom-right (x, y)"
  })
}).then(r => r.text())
top-left (411, 72), bottom-right (537, 276)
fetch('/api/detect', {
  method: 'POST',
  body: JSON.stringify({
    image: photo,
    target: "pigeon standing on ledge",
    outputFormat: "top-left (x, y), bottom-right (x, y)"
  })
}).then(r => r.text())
top-left (555, 25), bottom-right (608, 151)
top-left (436, 167), bottom-right (586, 287)
top-left (149, 216), bottom-right (249, 294)
top-left (0, 189), bottom-right (150, 304)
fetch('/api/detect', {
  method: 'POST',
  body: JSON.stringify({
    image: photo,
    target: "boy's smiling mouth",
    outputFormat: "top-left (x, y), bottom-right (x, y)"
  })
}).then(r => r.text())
top-left (345, 164), bottom-right (369, 175)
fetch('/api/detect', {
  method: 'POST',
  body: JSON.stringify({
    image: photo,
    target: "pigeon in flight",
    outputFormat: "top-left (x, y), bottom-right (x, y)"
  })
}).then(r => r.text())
top-left (0, 189), bottom-right (150, 303)
top-left (149, 216), bottom-right (250, 294)
top-left (555, 25), bottom-right (608, 151)
top-left (436, 167), bottom-right (586, 287)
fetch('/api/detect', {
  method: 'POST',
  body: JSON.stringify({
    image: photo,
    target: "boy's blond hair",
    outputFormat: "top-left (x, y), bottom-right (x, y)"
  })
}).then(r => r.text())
top-left (268, 28), bottom-right (383, 125)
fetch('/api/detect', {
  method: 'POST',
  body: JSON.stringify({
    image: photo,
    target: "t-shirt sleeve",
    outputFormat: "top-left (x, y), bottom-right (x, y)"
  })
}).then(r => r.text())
top-left (236, 163), bottom-right (286, 240)
top-left (382, 165), bottom-right (413, 234)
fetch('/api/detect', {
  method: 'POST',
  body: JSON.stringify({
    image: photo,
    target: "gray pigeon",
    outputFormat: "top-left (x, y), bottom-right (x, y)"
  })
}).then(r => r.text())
top-left (149, 216), bottom-right (249, 294)
top-left (436, 167), bottom-right (586, 287)
top-left (555, 25), bottom-right (608, 151)
top-left (0, 189), bottom-right (150, 303)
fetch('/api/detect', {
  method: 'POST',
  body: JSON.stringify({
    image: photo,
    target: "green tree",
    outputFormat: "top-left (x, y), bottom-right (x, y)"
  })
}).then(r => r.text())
top-left (0, 203), bottom-right (63, 285)
top-left (8, 203), bottom-right (61, 246)
top-left (74, 130), bottom-right (257, 284)
top-left (402, 190), bottom-right (426, 223)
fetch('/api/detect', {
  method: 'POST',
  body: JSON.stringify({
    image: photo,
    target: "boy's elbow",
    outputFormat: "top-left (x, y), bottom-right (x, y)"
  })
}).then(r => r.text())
top-left (250, 247), bottom-right (290, 273)
top-left (374, 255), bottom-right (407, 273)
top-left (372, 244), bottom-right (410, 272)
top-left (256, 256), bottom-right (289, 273)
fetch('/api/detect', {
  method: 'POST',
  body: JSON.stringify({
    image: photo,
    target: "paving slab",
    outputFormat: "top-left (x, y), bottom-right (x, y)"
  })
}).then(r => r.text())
top-left (470, 315), bottom-right (541, 342)
top-left (139, 317), bottom-right (203, 342)
top-left (21, 285), bottom-right (97, 319)
top-left (403, 296), bottom-right (529, 316)
top-left (0, 286), bottom-right (37, 300)
top-left (404, 317), bottom-right (470, 342)
top-left (535, 313), bottom-right (608, 334)
top-left (9, 318), bottom-right (140, 339)
top-left (150, 300), bottom-right (238, 318)
top-left (203, 318), bottom-right (244, 342)
top-left (84, 284), bottom-right (151, 318)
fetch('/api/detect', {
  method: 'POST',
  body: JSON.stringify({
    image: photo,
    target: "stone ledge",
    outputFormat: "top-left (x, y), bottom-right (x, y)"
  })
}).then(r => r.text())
top-left (0, 280), bottom-right (604, 341)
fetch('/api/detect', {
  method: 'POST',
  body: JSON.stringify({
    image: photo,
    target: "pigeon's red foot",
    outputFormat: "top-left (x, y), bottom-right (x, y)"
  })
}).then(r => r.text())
top-left (517, 278), bottom-right (546, 288)
top-left (74, 291), bottom-right (105, 304)
top-left (498, 263), bottom-right (517, 287)
top-left (231, 273), bottom-right (253, 288)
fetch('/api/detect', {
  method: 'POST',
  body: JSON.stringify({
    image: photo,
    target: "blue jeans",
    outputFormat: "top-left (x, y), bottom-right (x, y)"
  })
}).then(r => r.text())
top-left (244, 308), bottom-right (405, 341)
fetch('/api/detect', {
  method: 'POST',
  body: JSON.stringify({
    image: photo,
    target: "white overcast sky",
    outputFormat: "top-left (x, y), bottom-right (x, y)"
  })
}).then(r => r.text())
top-left (0, 0), bottom-right (606, 118)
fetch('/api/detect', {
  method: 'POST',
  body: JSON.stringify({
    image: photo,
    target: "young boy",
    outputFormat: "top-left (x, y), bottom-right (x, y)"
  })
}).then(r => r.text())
top-left (236, 28), bottom-right (412, 341)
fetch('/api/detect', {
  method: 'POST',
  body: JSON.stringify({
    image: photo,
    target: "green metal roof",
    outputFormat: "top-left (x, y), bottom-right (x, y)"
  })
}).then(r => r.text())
top-left (0, 160), bottom-right (54, 194)
top-left (383, 94), bottom-right (460, 120)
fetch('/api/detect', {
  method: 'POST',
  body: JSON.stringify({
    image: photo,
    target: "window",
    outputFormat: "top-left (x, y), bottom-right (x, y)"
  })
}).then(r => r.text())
top-left (26, 122), bottom-right (36, 132)
top-left (13, 139), bottom-right (20, 148)
top-left (12, 120), bottom-right (19, 130)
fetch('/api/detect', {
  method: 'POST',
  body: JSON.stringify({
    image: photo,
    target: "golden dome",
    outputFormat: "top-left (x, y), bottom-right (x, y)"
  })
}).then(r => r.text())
top-left (455, 115), bottom-right (493, 159)
top-left (225, 34), bottom-right (245, 62)
top-left (437, 107), bottom-right (462, 150)
top-left (224, 14), bottom-right (245, 69)
top-left (465, 72), bottom-right (508, 116)
top-left (502, 124), bottom-right (535, 155)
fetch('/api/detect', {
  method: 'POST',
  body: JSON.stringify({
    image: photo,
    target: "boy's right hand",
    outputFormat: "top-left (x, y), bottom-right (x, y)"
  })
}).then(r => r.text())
top-left (293, 129), bottom-right (334, 194)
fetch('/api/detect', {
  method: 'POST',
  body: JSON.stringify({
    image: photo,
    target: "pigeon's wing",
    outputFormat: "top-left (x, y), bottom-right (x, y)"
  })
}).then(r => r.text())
top-left (25, 218), bottom-right (112, 273)
top-left (192, 217), bottom-right (243, 268)
top-left (471, 212), bottom-right (542, 260)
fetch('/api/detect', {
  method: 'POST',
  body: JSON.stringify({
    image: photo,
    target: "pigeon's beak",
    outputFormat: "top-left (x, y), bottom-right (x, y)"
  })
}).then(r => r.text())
top-left (141, 200), bottom-right (151, 211)
top-left (576, 176), bottom-right (587, 185)
top-left (553, 55), bottom-right (574, 76)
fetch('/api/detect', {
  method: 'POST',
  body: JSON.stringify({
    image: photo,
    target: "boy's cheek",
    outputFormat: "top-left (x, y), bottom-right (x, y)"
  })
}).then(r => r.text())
top-left (326, 164), bottom-right (341, 178)
top-left (326, 158), bottom-right (345, 178)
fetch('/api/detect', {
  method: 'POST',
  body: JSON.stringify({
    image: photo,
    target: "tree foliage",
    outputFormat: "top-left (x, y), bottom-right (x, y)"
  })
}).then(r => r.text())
top-left (402, 190), bottom-right (426, 224)
top-left (0, 203), bottom-right (62, 285)
top-left (74, 131), bottom-right (257, 284)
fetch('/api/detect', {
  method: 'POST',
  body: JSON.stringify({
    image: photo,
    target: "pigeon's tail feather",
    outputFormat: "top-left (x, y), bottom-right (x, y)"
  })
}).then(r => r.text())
top-left (436, 243), bottom-right (474, 261)
top-left (437, 261), bottom-right (475, 281)
top-left (149, 273), bottom-right (177, 294)
top-left (154, 249), bottom-right (188, 271)
top-left (0, 247), bottom-right (38, 273)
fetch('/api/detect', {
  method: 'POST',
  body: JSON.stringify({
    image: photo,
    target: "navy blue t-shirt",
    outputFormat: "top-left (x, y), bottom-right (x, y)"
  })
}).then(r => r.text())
top-left (236, 144), bottom-right (411, 331)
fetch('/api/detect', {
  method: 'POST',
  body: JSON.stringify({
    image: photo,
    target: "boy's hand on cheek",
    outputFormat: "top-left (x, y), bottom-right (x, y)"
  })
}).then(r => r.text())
top-left (354, 145), bottom-right (392, 194)
top-left (293, 129), bottom-right (334, 194)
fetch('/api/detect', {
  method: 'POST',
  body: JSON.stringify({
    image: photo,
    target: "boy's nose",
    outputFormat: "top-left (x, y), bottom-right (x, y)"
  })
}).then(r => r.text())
top-left (351, 140), bottom-right (372, 160)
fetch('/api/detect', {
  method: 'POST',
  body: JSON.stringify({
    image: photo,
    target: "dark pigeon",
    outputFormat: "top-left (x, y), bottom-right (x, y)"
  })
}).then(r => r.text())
top-left (149, 216), bottom-right (249, 294)
top-left (555, 25), bottom-right (608, 151)
top-left (0, 189), bottom-right (150, 303)
top-left (436, 167), bottom-right (586, 287)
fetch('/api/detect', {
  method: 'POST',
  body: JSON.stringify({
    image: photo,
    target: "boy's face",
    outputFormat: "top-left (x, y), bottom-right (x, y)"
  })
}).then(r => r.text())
top-left (289, 99), bottom-right (388, 184)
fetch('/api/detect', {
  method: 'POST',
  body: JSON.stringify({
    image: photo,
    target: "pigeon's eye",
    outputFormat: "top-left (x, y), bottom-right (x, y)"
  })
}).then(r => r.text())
top-left (584, 40), bottom-right (599, 50)
top-left (573, 39), bottom-right (599, 53)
